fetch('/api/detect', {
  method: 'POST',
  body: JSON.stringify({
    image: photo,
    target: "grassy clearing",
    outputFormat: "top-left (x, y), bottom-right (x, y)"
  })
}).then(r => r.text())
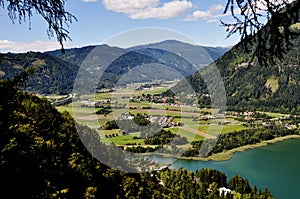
top-left (56, 105), bottom-right (73, 114)
top-left (80, 92), bottom-right (114, 101)
top-left (131, 109), bottom-right (184, 117)
top-left (221, 124), bottom-right (248, 134)
top-left (261, 111), bottom-right (289, 118)
top-left (128, 101), bottom-right (152, 108)
top-left (56, 102), bottom-right (95, 116)
top-left (168, 128), bottom-right (204, 142)
top-left (102, 132), bottom-right (145, 145)
top-left (56, 102), bottom-right (114, 128)
top-left (97, 118), bottom-right (112, 126)
top-left (265, 75), bottom-right (279, 93)
top-left (100, 129), bottom-right (121, 136)
top-left (133, 87), bottom-right (170, 96)
top-left (198, 124), bottom-right (248, 135)
top-left (173, 117), bottom-right (202, 126)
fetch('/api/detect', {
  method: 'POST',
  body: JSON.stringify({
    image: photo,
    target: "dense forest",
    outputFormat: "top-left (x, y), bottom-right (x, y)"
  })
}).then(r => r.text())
top-left (0, 79), bottom-right (273, 198)
top-left (0, 52), bottom-right (82, 94)
top-left (170, 24), bottom-right (300, 113)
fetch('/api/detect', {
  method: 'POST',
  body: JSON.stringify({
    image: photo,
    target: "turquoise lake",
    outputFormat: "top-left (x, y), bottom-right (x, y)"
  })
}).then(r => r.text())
top-left (152, 138), bottom-right (300, 199)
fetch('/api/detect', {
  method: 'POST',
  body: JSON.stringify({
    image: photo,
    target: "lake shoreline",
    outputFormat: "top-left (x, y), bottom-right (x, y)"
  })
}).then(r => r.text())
top-left (178, 134), bottom-right (300, 162)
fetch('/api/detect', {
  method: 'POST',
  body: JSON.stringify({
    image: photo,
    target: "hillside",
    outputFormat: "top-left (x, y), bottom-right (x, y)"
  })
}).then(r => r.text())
top-left (0, 52), bottom-right (86, 94)
top-left (48, 40), bottom-right (229, 71)
top-left (46, 44), bottom-right (126, 73)
top-left (47, 40), bottom-right (229, 89)
top-left (129, 40), bottom-right (230, 70)
top-left (0, 79), bottom-right (273, 198)
top-left (98, 48), bottom-right (199, 88)
top-left (178, 25), bottom-right (300, 113)
top-left (0, 40), bottom-right (229, 94)
top-left (133, 47), bottom-right (197, 76)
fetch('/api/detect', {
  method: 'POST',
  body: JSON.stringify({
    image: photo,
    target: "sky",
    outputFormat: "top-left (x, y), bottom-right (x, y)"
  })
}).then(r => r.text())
top-left (0, 0), bottom-right (243, 53)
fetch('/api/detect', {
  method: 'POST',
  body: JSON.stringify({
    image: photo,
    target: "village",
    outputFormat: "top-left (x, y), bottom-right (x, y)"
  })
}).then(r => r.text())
top-left (52, 80), bottom-right (300, 159)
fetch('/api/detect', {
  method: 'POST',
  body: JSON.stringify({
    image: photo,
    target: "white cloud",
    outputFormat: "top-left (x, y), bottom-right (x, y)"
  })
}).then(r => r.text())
top-left (191, 10), bottom-right (212, 20)
top-left (186, 4), bottom-right (225, 21)
top-left (103, 0), bottom-right (159, 14)
top-left (102, 0), bottom-right (192, 19)
top-left (83, 0), bottom-right (97, 2)
top-left (131, 1), bottom-right (192, 19)
top-left (210, 4), bottom-right (224, 12)
top-left (0, 40), bottom-right (62, 53)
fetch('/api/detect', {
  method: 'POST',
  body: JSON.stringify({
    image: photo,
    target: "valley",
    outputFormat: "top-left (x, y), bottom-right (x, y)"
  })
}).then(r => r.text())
top-left (56, 81), bottom-right (300, 161)
top-left (2, 0), bottom-right (300, 198)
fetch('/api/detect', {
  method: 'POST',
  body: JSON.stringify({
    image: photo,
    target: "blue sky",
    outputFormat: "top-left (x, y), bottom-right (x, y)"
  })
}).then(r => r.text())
top-left (0, 0), bottom-right (242, 52)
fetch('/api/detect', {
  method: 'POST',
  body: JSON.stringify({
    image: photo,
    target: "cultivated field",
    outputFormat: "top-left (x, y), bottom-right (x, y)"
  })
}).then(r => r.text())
top-left (56, 81), bottom-right (250, 150)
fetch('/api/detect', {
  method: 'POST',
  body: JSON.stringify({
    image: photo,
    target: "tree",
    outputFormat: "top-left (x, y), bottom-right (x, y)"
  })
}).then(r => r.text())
top-left (228, 175), bottom-right (251, 194)
top-left (0, 0), bottom-right (76, 51)
top-left (223, 0), bottom-right (300, 65)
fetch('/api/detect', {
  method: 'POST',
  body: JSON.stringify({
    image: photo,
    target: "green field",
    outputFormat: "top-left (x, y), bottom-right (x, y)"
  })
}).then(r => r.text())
top-left (167, 128), bottom-right (204, 142)
top-left (261, 111), bottom-right (289, 118)
top-left (56, 102), bottom-right (114, 128)
top-left (53, 83), bottom-right (250, 148)
top-left (102, 132), bottom-right (145, 145)
top-left (56, 102), bottom-right (95, 116)
top-left (198, 124), bottom-right (248, 134)
top-left (101, 127), bottom-right (204, 146)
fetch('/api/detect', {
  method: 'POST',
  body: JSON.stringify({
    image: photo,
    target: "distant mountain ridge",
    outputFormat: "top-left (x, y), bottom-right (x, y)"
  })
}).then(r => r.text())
top-left (129, 40), bottom-right (230, 70)
top-left (0, 40), bottom-right (230, 94)
top-left (97, 48), bottom-right (199, 88)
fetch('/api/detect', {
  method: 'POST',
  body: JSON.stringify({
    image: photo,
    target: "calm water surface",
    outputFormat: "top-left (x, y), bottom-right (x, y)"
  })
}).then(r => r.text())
top-left (152, 138), bottom-right (300, 199)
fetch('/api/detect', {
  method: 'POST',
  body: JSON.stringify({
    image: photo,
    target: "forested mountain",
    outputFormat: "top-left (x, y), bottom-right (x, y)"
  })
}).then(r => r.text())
top-left (0, 41), bottom-right (229, 94)
top-left (46, 44), bottom-right (126, 73)
top-left (98, 48), bottom-right (199, 88)
top-left (176, 24), bottom-right (300, 113)
top-left (46, 45), bottom-right (96, 65)
top-left (0, 79), bottom-right (273, 198)
top-left (48, 40), bottom-right (229, 87)
top-left (129, 40), bottom-right (230, 70)
top-left (133, 47), bottom-right (198, 76)
top-left (0, 52), bottom-right (88, 94)
top-left (48, 40), bottom-right (229, 71)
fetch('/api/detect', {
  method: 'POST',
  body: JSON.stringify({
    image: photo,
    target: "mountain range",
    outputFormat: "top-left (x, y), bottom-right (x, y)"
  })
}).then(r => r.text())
top-left (0, 40), bottom-right (229, 94)
top-left (2, 29), bottom-right (300, 113)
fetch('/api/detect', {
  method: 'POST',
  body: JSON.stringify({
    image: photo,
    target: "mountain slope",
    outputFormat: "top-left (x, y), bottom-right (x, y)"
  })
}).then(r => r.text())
top-left (48, 41), bottom-right (229, 71)
top-left (46, 40), bottom-right (229, 90)
top-left (98, 48), bottom-right (199, 87)
top-left (0, 40), bottom-right (230, 94)
top-left (46, 44), bottom-right (126, 72)
top-left (133, 48), bottom-right (197, 76)
top-left (0, 52), bottom-right (88, 94)
top-left (180, 24), bottom-right (300, 113)
top-left (130, 40), bottom-right (230, 70)
top-left (0, 80), bottom-right (272, 198)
